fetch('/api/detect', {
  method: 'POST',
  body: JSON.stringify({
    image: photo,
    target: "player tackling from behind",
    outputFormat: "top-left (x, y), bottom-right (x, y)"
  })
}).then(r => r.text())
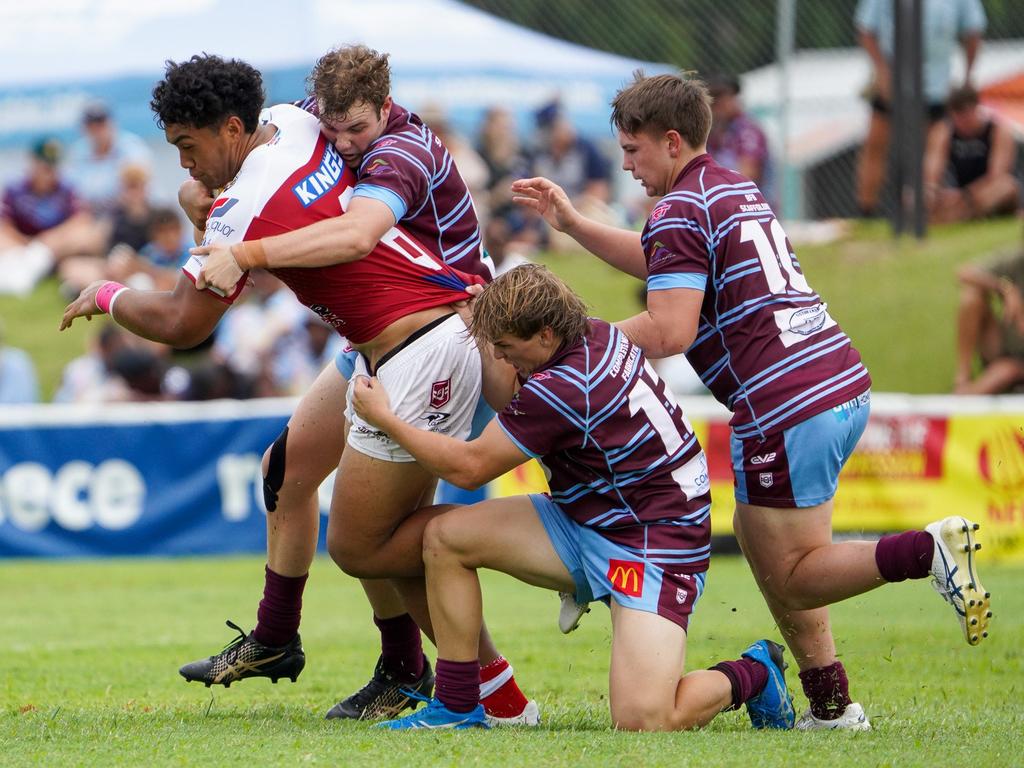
top-left (511, 71), bottom-right (992, 731)
top-left (60, 53), bottom-right (535, 725)
top-left (352, 264), bottom-right (795, 730)
top-left (169, 46), bottom-right (539, 725)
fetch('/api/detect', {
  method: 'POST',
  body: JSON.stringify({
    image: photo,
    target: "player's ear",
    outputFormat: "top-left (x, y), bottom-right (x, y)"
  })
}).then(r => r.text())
top-left (380, 95), bottom-right (393, 122)
top-left (666, 130), bottom-right (683, 158)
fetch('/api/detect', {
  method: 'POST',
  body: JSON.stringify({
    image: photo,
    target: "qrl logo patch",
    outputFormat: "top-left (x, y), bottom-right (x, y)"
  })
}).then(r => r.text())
top-left (759, 472), bottom-right (774, 488)
top-left (607, 559), bottom-right (645, 598)
top-left (430, 379), bottom-right (451, 408)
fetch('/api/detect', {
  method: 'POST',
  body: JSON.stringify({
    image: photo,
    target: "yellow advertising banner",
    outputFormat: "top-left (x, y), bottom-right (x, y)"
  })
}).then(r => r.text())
top-left (490, 399), bottom-right (1024, 562)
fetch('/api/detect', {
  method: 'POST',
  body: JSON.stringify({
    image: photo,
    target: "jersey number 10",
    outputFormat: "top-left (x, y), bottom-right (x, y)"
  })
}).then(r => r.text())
top-left (739, 218), bottom-right (811, 295)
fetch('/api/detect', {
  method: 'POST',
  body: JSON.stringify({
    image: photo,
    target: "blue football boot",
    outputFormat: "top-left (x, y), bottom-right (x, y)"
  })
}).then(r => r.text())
top-left (378, 694), bottom-right (489, 730)
top-left (741, 639), bottom-right (795, 730)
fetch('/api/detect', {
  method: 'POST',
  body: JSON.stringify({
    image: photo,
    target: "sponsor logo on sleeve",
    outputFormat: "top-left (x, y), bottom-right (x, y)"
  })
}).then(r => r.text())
top-left (365, 158), bottom-right (391, 176)
top-left (607, 559), bottom-right (645, 598)
top-left (429, 379), bottom-right (451, 409)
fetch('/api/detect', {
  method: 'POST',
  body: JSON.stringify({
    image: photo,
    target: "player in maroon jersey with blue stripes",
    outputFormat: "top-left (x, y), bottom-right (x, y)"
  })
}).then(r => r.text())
top-left (352, 264), bottom-right (794, 730)
top-left (511, 72), bottom-right (991, 731)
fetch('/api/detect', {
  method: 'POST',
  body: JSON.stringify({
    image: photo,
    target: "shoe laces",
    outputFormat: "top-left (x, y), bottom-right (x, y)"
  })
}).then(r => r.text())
top-left (213, 619), bottom-right (251, 662)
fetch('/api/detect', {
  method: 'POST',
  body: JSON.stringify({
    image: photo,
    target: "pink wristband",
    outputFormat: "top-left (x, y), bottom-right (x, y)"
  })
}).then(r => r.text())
top-left (95, 281), bottom-right (127, 314)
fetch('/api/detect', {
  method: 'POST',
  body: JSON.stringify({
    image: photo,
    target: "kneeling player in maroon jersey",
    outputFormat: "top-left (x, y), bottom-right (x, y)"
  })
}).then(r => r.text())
top-left (353, 265), bottom-right (795, 731)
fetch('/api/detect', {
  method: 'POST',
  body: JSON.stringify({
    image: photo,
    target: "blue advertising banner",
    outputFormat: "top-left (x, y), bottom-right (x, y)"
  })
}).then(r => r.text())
top-left (0, 399), bottom-right (311, 558)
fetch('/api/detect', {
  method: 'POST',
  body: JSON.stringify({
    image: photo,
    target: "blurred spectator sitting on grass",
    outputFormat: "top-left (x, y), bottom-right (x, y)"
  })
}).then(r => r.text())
top-left (0, 138), bottom-right (107, 296)
top-left (483, 216), bottom-right (533, 277)
top-left (60, 205), bottom-right (187, 295)
top-left (212, 270), bottom-right (309, 395)
top-left (107, 163), bottom-right (157, 252)
top-left (707, 74), bottom-right (773, 198)
top-left (477, 107), bottom-right (531, 219)
top-left (54, 323), bottom-right (132, 403)
top-left (954, 236), bottom-right (1024, 394)
top-left (269, 313), bottom-right (344, 396)
top-left (0, 318), bottom-right (39, 404)
top-left (530, 101), bottom-right (622, 250)
top-left (66, 101), bottom-right (152, 215)
top-left (854, 0), bottom-right (986, 217)
top-left (924, 85), bottom-right (1019, 224)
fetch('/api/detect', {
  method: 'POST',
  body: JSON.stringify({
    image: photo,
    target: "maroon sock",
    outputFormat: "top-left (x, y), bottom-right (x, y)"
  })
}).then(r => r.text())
top-left (711, 657), bottom-right (769, 710)
top-left (799, 661), bottom-right (852, 720)
top-left (435, 658), bottom-right (481, 714)
top-left (875, 530), bottom-right (934, 582)
top-left (252, 565), bottom-right (307, 647)
top-left (374, 613), bottom-right (425, 682)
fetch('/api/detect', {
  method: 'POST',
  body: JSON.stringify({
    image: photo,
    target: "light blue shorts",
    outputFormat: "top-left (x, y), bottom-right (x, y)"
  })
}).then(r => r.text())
top-left (530, 493), bottom-right (706, 631)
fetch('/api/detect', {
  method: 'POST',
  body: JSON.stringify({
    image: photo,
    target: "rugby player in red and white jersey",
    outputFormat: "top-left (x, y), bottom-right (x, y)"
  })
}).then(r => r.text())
top-left (511, 72), bottom-right (991, 731)
top-left (180, 46), bottom-right (538, 725)
top-left (60, 53), bottom-right (536, 726)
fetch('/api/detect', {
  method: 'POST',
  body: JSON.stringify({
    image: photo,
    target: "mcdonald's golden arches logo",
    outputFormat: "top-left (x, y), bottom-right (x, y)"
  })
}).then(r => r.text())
top-left (606, 559), bottom-right (645, 597)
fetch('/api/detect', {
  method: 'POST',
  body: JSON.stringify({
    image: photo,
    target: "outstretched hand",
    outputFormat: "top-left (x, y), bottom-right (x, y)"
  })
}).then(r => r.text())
top-left (511, 177), bottom-right (580, 233)
top-left (59, 280), bottom-right (106, 331)
top-left (351, 375), bottom-right (393, 429)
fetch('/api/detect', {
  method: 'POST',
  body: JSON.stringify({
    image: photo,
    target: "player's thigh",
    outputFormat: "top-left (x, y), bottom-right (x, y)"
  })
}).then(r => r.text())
top-left (608, 602), bottom-right (687, 725)
top-left (328, 446), bottom-right (434, 550)
top-left (426, 496), bottom-right (576, 593)
top-left (270, 362), bottom-right (349, 485)
top-left (734, 499), bottom-right (833, 583)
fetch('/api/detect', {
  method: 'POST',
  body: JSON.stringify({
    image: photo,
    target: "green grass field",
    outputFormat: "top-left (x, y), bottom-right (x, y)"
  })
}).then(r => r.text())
top-left (3, 554), bottom-right (1021, 767)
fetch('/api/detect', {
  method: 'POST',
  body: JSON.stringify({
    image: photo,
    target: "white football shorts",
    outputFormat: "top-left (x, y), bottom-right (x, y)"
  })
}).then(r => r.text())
top-left (345, 313), bottom-right (482, 462)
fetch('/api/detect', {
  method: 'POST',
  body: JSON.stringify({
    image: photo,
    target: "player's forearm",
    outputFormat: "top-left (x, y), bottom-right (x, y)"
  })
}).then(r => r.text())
top-left (260, 217), bottom-right (373, 268)
top-left (564, 218), bottom-right (647, 279)
top-left (109, 291), bottom-right (210, 348)
top-left (377, 413), bottom-right (494, 490)
top-left (616, 309), bottom-right (695, 360)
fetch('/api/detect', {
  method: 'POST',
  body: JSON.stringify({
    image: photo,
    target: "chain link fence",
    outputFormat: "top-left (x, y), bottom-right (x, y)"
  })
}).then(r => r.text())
top-left (461, 0), bottom-right (1024, 223)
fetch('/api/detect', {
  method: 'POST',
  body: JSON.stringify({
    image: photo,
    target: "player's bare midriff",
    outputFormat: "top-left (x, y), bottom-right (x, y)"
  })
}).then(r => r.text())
top-left (352, 304), bottom-right (460, 371)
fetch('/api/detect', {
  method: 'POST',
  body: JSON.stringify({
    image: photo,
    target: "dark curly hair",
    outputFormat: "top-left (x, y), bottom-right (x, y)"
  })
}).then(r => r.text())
top-left (151, 54), bottom-right (265, 132)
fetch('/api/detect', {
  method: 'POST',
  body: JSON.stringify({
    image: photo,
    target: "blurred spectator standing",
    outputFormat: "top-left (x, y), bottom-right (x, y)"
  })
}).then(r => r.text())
top-left (707, 74), bottom-right (774, 200)
top-left (0, 318), bottom-right (39, 403)
top-left (854, 0), bottom-right (987, 217)
top-left (66, 102), bottom-right (152, 215)
top-left (0, 138), bottom-right (107, 296)
top-left (954, 235), bottom-right (1024, 394)
top-left (924, 85), bottom-right (1020, 223)
top-left (269, 314), bottom-right (344, 396)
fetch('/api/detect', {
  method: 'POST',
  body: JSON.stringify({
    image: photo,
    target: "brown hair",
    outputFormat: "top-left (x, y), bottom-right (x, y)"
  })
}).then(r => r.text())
top-left (611, 70), bottom-right (712, 149)
top-left (471, 264), bottom-right (589, 346)
top-left (308, 45), bottom-right (391, 119)
top-left (948, 84), bottom-right (980, 113)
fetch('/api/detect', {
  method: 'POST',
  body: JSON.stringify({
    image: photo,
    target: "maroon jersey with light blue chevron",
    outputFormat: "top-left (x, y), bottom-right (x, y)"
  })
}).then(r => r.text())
top-left (300, 99), bottom-right (493, 281)
top-left (644, 154), bottom-right (870, 439)
top-left (498, 319), bottom-right (711, 572)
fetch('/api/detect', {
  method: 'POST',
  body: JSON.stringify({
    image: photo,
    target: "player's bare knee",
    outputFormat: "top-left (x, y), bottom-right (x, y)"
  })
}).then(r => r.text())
top-left (611, 701), bottom-right (673, 732)
top-left (422, 514), bottom-right (462, 564)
